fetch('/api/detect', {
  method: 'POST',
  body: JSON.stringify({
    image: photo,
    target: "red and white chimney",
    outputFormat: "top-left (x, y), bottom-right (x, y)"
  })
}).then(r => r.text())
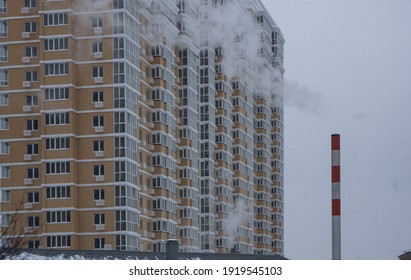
top-left (331, 134), bottom-right (341, 260)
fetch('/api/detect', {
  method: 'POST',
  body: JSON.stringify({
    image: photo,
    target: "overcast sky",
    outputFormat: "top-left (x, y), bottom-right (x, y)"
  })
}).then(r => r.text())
top-left (261, 0), bottom-right (411, 260)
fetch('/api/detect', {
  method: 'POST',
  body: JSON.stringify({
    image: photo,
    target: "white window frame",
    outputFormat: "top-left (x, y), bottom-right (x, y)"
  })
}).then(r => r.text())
top-left (0, 0), bottom-right (6, 13)
top-left (44, 37), bottom-right (68, 51)
top-left (46, 210), bottom-right (70, 224)
top-left (45, 137), bottom-right (70, 150)
top-left (45, 112), bottom-right (69, 125)
top-left (92, 115), bottom-right (104, 127)
top-left (45, 161), bottom-right (70, 175)
top-left (26, 95), bottom-right (38, 106)
top-left (0, 45), bottom-right (7, 61)
top-left (94, 189), bottom-right (105, 200)
top-left (0, 117), bottom-right (8, 130)
top-left (92, 42), bottom-right (103, 53)
top-left (24, 46), bottom-right (37, 57)
top-left (27, 216), bottom-right (40, 228)
top-left (46, 235), bottom-right (71, 248)
top-left (92, 91), bottom-right (103, 102)
top-left (25, 71), bottom-right (38, 82)
top-left (0, 69), bottom-right (8, 85)
top-left (45, 87), bottom-right (69, 100)
top-left (1, 166), bottom-right (9, 178)
top-left (26, 119), bottom-right (38, 131)
top-left (93, 140), bottom-right (104, 152)
top-left (24, 0), bottom-right (37, 8)
top-left (94, 213), bottom-right (105, 225)
top-left (93, 164), bottom-right (104, 176)
top-left (44, 62), bottom-right (68, 76)
top-left (91, 17), bottom-right (102, 28)
top-left (0, 20), bottom-right (7, 37)
top-left (0, 190), bottom-right (10, 202)
top-left (0, 93), bottom-right (8, 105)
top-left (26, 143), bottom-right (38, 155)
top-left (92, 66), bottom-right (103, 78)
top-left (27, 191), bottom-right (39, 203)
top-left (0, 141), bottom-right (9, 154)
top-left (24, 22), bottom-right (37, 33)
top-left (46, 186), bottom-right (70, 199)
top-left (94, 238), bottom-right (105, 249)
top-left (43, 13), bottom-right (68, 26)
top-left (27, 168), bottom-right (39, 179)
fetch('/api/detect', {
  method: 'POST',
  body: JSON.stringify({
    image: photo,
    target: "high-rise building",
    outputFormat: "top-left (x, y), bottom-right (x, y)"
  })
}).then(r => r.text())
top-left (0, 0), bottom-right (284, 255)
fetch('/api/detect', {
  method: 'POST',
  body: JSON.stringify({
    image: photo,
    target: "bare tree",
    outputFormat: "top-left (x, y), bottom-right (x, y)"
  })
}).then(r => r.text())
top-left (0, 205), bottom-right (36, 260)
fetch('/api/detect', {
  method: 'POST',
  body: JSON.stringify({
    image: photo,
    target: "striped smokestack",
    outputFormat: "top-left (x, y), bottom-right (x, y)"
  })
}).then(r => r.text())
top-left (331, 134), bottom-right (341, 260)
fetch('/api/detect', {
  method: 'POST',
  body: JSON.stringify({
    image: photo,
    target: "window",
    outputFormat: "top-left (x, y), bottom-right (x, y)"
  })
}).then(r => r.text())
top-left (92, 42), bottom-right (103, 53)
top-left (27, 191), bottom-right (39, 203)
top-left (0, 20), bottom-right (7, 37)
top-left (94, 213), bottom-right (105, 225)
top-left (0, 190), bottom-right (10, 202)
top-left (46, 161), bottom-right (70, 174)
top-left (93, 140), bottom-right (104, 152)
top-left (92, 17), bottom-right (102, 28)
top-left (0, 93), bottom-right (8, 105)
top-left (1, 214), bottom-right (10, 226)
top-left (1, 166), bottom-right (9, 178)
top-left (0, 69), bottom-right (7, 85)
top-left (0, 45), bottom-right (7, 61)
top-left (46, 235), bottom-right (71, 248)
top-left (27, 216), bottom-right (39, 227)
top-left (45, 112), bottom-right (69, 125)
top-left (28, 240), bottom-right (40, 249)
top-left (27, 168), bottom-right (39, 179)
top-left (0, 0), bottom-right (6, 13)
top-left (24, 0), bottom-right (36, 8)
top-left (0, 142), bottom-right (9, 154)
top-left (92, 91), bottom-right (103, 102)
top-left (24, 22), bottom-right (37, 33)
top-left (94, 189), bottom-right (105, 200)
top-left (92, 66), bottom-right (103, 78)
top-left (113, 37), bottom-right (124, 58)
top-left (43, 13), bottom-right (68, 26)
top-left (46, 210), bottom-right (70, 223)
top-left (0, 117), bottom-right (8, 130)
top-left (26, 119), bottom-right (38, 130)
top-left (26, 143), bottom-right (38, 155)
top-left (114, 62), bottom-right (124, 83)
top-left (45, 87), bottom-right (69, 100)
top-left (24, 46), bottom-right (37, 57)
top-left (44, 62), bottom-right (68, 76)
top-left (46, 186), bottom-right (70, 199)
top-left (45, 137), bottom-right (70, 150)
top-left (44, 37), bottom-right (68, 51)
top-left (93, 116), bottom-right (104, 127)
top-left (94, 238), bottom-right (105, 249)
top-left (26, 95), bottom-right (38, 106)
top-left (113, 12), bottom-right (124, 34)
top-left (113, 0), bottom-right (124, 9)
top-left (25, 71), bottom-right (38, 82)
top-left (93, 165), bottom-right (104, 176)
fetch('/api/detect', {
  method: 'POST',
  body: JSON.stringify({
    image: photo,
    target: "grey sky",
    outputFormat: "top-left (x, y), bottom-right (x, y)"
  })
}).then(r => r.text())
top-left (262, 0), bottom-right (411, 259)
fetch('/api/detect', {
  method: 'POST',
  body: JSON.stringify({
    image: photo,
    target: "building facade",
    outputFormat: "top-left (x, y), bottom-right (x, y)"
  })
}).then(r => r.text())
top-left (0, 0), bottom-right (284, 255)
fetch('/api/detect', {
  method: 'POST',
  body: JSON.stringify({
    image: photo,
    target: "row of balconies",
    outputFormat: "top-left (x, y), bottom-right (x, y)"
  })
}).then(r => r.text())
top-left (21, 76), bottom-right (104, 89)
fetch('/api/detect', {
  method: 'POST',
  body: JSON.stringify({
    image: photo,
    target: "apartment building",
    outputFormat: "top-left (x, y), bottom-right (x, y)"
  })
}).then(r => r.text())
top-left (0, 0), bottom-right (285, 255)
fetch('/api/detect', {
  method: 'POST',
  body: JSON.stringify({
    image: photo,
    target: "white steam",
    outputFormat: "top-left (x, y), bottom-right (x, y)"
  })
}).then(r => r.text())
top-left (225, 199), bottom-right (248, 249)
